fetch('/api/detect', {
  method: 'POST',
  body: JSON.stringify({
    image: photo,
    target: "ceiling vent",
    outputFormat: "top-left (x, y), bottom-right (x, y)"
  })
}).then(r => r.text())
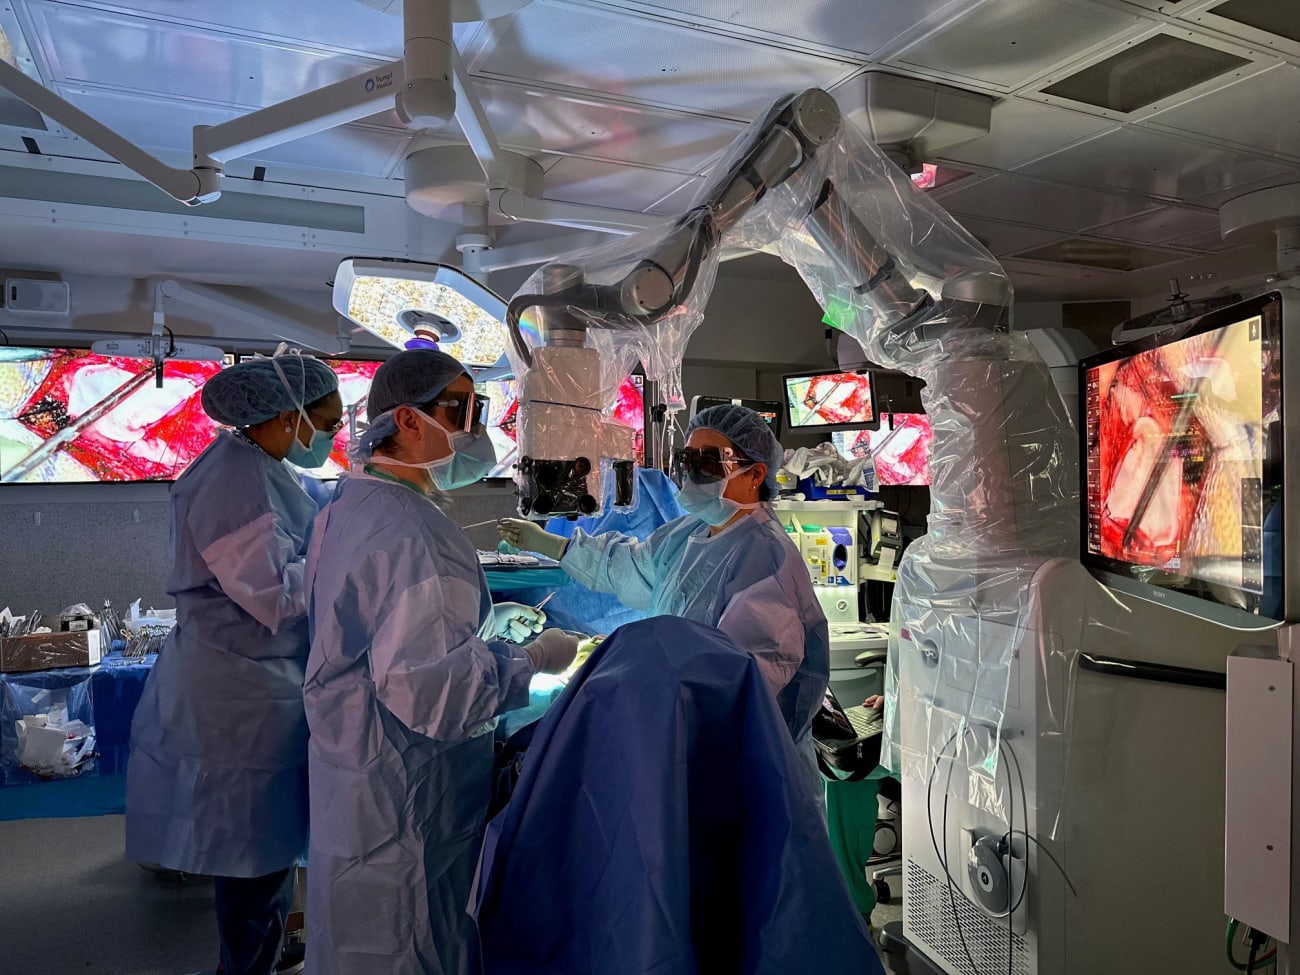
top-left (834, 72), bottom-right (993, 172)
top-left (1042, 34), bottom-right (1250, 113)
top-left (1017, 238), bottom-right (1187, 271)
top-left (1208, 0), bottom-right (1300, 44)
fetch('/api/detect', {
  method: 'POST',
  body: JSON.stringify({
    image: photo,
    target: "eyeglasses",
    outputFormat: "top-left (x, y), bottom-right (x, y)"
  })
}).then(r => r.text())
top-left (670, 446), bottom-right (752, 487)
top-left (432, 392), bottom-right (489, 432)
top-left (311, 415), bottom-right (346, 436)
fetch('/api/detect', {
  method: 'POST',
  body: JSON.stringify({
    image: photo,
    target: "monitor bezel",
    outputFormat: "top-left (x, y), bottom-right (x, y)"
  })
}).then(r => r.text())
top-left (781, 368), bottom-right (880, 432)
top-left (1077, 289), bottom-right (1295, 630)
top-left (689, 395), bottom-right (785, 440)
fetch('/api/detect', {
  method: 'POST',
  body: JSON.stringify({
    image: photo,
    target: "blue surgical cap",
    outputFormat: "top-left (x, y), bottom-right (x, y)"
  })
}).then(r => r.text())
top-left (686, 404), bottom-right (783, 495)
top-left (201, 354), bottom-right (338, 428)
top-left (353, 349), bottom-right (471, 458)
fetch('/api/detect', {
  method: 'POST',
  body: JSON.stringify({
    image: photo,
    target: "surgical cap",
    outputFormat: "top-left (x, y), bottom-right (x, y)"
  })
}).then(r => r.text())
top-left (686, 404), bottom-right (783, 495)
top-left (201, 354), bottom-right (339, 428)
top-left (353, 349), bottom-right (471, 458)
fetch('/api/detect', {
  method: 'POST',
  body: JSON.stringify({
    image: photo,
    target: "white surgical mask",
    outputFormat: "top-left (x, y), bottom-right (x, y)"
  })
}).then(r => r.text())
top-left (677, 468), bottom-right (759, 527)
top-left (371, 407), bottom-right (497, 490)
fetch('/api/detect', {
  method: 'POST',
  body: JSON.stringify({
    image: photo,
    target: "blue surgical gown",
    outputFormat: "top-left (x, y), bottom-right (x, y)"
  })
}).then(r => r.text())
top-left (303, 473), bottom-right (535, 975)
top-left (473, 616), bottom-right (884, 975)
top-left (126, 431), bottom-right (317, 877)
top-left (560, 505), bottom-right (830, 748)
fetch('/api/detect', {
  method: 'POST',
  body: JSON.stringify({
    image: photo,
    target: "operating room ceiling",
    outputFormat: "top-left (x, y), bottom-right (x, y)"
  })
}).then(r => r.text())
top-left (0, 0), bottom-right (1297, 301)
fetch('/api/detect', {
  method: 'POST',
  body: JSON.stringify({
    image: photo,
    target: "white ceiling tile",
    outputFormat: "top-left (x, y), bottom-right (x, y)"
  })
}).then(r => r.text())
top-left (1084, 206), bottom-right (1220, 243)
top-left (55, 86), bottom-right (407, 178)
top-left (39, 0), bottom-right (412, 58)
top-left (940, 173), bottom-right (1159, 232)
top-left (630, 0), bottom-right (963, 57)
top-left (891, 0), bottom-right (1149, 89)
top-left (28, 2), bottom-right (386, 109)
top-left (474, 0), bottom-right (855, 118)
top-left (1175, 228), bottom-right (1239, 253)
top-left (644, 176), bottom-right (704, 216)
top-left (473, 80), bottom-right (742, 173)
top-left (1018, 126), bottom-right (1293, 201)
top-left (937, 97), bottom-right (1116, 169)
top-left (1146, 64), bottom-right (1300, 161)
top-left (952, 215), bottom-right (1069, 255)
top-left (1189, 171), bottom-right (1300, 209)
top-left (542, 156), bottom-right (693, 211)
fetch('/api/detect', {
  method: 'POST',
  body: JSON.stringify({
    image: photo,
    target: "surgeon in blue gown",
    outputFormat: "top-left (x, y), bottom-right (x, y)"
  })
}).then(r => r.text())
top-left (303, 349), bottom-right (578, 975)
top-left (473, 616), bottom-right (884, 975)
top-left (500, 404), bottom-right (830, 786)
top-left (126, 352), bottom-right (342, 975)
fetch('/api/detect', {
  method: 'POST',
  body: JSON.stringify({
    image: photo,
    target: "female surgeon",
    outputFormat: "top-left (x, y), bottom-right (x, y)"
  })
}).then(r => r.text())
top-left (499, 403), bottom-right (829, 783)
top-left (303, 349), bottom-right (578, 975)
top-left (126, 352), bottom-right (342, 975)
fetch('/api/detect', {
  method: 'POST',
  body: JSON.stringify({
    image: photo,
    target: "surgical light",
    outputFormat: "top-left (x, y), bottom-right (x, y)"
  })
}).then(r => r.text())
top-left (332, 258), bottom-right (510, 369)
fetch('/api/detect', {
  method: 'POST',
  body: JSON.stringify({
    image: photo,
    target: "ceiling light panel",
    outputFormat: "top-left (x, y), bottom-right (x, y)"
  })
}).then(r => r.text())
top-left (1016, 237), bottom-right (1189, 271)
top-left (628, 0), bottom-right (964, 58)
top-left (472, 79), bottom-right (743, 173)
top-left (890, 0), bottom-right (1148, 90)
top-left (1040, 33), bottom-right (1250, 113)
top-left (1146, 64), bottom-right (1300, 162)
top-left (939, 174), bottom-right (1160, 232)
top-left (1019, 126), bottom-right (1293, 201)
top-left (26, 2), bottom-right (387, 110)
top-left (1203, 0), bottom-right (1300, 45)
top-left (474, 0), bottom-right (856, 117)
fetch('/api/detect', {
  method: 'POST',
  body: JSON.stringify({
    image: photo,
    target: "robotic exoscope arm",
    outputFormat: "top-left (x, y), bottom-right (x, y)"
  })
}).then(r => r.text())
top-left (506, 87), bottom-right (1073, 559)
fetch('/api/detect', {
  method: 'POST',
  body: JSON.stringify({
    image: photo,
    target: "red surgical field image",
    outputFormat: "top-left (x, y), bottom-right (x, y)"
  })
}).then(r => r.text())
top-left (1083, 315), bottom-right (1267, 591)
top-left (0, 349), bottom-right (223, 483)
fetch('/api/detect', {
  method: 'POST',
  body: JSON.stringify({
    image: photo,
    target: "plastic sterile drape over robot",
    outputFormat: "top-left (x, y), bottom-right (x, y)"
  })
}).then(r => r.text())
top-left (505, 88), bottom-right (1081, 825)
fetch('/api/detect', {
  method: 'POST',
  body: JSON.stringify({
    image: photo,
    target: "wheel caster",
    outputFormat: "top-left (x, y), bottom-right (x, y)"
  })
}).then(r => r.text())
top-left (874, 878), bottom-right (892, 905)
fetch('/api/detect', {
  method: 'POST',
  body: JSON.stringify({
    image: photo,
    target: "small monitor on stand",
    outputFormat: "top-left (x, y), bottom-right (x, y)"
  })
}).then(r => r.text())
top-left (688, 396), bottom-right (784, 439)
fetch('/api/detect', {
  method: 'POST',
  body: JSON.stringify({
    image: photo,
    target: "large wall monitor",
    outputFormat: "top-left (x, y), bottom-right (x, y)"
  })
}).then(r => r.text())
top-left (832, 412), bottom-right (933, 486)
top-left (783, 370), bottom-right (877, 431)
top-left (0, 348), bottom-right (225, 484)
top-left (689, 396), bottom-right (784, 439)
top-left (1079, 291), bottom-right (1297, 627)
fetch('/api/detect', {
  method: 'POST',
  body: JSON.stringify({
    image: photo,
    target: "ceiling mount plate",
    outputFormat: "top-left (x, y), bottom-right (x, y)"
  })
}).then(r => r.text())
top-left (403, 143), bottom-right (542, 219)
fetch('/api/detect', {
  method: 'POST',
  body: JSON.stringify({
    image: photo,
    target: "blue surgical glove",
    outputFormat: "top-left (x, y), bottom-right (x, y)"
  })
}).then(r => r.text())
top-left (480, 602), bottom-right (547, 644)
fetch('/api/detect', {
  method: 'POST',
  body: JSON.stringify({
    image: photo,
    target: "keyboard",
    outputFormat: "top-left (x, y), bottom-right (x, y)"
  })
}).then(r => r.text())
top-left (845, 706), bottom-right (884, 739)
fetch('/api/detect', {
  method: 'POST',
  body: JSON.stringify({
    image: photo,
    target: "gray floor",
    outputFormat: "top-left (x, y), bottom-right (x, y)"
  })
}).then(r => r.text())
top-left (0, 815), bottom-right (217, 975)
top-left (0, 814), bottom-right (900, 975)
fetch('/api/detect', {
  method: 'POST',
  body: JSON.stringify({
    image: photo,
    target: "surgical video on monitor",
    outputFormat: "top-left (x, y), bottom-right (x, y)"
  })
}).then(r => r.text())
top-left (832, 412), bottom-right (933, 486)
top-left (0, 348), bottom-right (225, 484)
top-left (785, 371), bottom-right (876, 428)
top-left (1083, 312), bottom-right (1273, 595)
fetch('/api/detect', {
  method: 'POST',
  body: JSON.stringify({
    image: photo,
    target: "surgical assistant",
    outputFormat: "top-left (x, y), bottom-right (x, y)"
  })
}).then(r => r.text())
top-left (303, 349), bottom-right (577, 975)
top-left (500, 404), bottom-right (830, 777)
top-left (126, 352), bottom-right (342, 975)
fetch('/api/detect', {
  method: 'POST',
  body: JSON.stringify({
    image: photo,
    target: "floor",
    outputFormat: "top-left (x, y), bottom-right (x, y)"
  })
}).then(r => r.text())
top-left (0, 815), bottom-right (218, 975)
top-left (0, 815), bottom-right (903, 975)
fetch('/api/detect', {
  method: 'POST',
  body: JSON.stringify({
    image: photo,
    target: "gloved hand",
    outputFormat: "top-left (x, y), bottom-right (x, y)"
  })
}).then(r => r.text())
top-left (565, 635), bottom-right (605, 676)
top-left (480, 602), bottom-right (547, 644)
top-left (522, 629), bottom-right (580, 675)
top-left (498, 518), bottom-right (569, 561)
